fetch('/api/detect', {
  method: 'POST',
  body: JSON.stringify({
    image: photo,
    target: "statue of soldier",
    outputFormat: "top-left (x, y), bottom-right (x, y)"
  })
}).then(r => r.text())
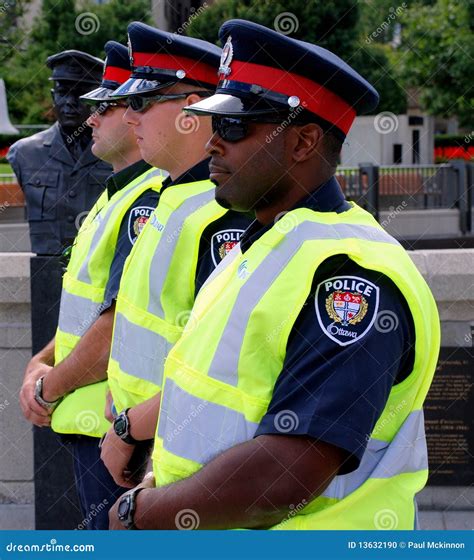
top-left (7, 50), bottom-right (112, 255)
top-left (7, 51), bottom-right (112, 530)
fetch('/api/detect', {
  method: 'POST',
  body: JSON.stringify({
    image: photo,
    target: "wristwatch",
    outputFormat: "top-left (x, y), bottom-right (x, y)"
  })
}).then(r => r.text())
top-left (113, 408), bottom-right (138, 445)
top-left (117, 487), bottom-right (145, 529)
top-left (34, 376), bottom-right (60, 412)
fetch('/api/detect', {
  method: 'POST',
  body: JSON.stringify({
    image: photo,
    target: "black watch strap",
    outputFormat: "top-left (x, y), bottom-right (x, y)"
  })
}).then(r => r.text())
top-left (113, 408), bottom-right (138, 445)
top-left (117, 486), bottom-right (145, 530)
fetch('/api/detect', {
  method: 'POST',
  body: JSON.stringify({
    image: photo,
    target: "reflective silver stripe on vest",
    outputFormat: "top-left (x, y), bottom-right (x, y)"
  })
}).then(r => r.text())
top-left (322, 409), bottom-right (428, 500)
top-left (208, 221), bottom-right (400, 386)
top-left (147, 188), bottom-right (215, 318)
top-left (158, 378), bottom-right (259, 465)
top-left (57, 289), bottom-right (104, 337)
top-left (110, 311), bottom-right (173, 386)
top-left (77, 168), bottom-right (163, 285)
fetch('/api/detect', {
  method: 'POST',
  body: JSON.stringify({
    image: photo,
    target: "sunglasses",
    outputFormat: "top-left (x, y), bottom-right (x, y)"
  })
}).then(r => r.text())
top-left (128, 91), bottom-right (212, 113)
top-left (211, 115), bottom-right (288, 143)
top-left (88, 101), bottom-right (128, 115)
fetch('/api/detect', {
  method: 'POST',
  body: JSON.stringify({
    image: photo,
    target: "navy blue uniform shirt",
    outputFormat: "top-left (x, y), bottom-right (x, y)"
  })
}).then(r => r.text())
top-left (104, 158), bottom-right (252, 307)
top-left (243, 178), bottom-right (415, 474)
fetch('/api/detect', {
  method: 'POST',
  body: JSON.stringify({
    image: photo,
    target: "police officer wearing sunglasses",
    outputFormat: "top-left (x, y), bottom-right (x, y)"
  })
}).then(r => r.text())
top-left (19, 41), bottom-right (165, 530)
top-left (98, 23), bottom-right (252, 493)
top-left (109, 20), bottom-right (439, 531)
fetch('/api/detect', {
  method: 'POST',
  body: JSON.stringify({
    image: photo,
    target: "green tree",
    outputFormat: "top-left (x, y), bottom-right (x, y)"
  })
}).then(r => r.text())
top-left (186, 0), bottom-right (407, 114)
top-left (187, 0), bottom-right (360, 59)
top-left (399, 0), bottom-right (474, 126)
top-left (3, 0), bottom-right (151, 124)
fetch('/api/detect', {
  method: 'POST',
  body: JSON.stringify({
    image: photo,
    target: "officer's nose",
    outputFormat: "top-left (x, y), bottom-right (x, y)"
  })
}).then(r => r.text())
top-left (205, 131), bottom-right (225, 157)
top-left (123, 106), bottom-right (139, 126)
top-left (86, 112), bottom-right (99, 128)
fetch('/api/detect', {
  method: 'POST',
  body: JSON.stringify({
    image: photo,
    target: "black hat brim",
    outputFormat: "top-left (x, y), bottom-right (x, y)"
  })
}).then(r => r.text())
top-left (184, 93), bottom-right (285, 117)
top-left (111, 77), bottom-right (177, 98)
top-left (80, 86), bottom-right (117, 102)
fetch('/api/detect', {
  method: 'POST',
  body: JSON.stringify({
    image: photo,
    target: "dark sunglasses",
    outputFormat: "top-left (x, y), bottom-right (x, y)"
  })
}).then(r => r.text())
top-left (88, 101), bottom-right (128, 115)
top-left (128, 91), bottom-right (212, 113)
top-left (211, 115), bottom-right (288, 143)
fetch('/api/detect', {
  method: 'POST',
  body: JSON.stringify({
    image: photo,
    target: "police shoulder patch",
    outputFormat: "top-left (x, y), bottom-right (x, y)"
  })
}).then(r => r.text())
top-left (211, 229), bottom-right (244, 267)
top-left (315, 275), bottom-right (380, 346)
top-left (128, 206), bottom-right (154, 244)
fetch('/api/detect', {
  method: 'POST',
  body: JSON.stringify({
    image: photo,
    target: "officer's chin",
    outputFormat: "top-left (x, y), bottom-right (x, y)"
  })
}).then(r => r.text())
top-left (215, 194), bottom-right (232, 210)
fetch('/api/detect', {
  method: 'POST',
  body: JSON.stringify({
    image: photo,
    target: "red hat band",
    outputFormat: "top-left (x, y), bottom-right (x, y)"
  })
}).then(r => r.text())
top-left (103, 65), bottom-right (131, 85)
top-left (133, 52), bottom-right (218, 86)
top-left (221, 60), bottom-right (356, 135)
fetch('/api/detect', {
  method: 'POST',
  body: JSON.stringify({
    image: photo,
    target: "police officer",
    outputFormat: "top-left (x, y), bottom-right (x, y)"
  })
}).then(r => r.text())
top-left (109, 20), bottom-right (440, 530)
top-left (7, 50), bottom-right (112, 255)
top-left (98, 23), bottom-right (252, 487)
top-left (19, 41), bottom-right (164, 530)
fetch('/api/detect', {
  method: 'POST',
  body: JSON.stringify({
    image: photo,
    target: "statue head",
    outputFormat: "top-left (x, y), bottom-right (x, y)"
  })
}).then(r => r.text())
top-left (47, 50), bottom-right (103, 131)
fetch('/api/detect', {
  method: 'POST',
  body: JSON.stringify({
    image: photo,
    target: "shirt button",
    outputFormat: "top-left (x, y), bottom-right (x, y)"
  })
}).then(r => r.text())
top-left (69, 190), bottom-right (76, 198)
top-left (67, 215), bottom-right (74, 223)
top-left (35, 178), bottom-right (41, 185)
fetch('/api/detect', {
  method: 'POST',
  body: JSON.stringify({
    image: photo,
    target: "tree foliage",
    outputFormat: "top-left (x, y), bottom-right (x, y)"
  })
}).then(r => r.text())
top-left (399, 0), bottom-right (474, 126)
top-left (2, 0), bottom-right (151, 124)
top-left (187, 0), bottom-right (407, 114)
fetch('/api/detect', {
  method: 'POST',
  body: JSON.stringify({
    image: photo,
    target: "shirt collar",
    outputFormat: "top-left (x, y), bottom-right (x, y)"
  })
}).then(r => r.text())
top-left (162, 157), bottom-right (211, 190)
top-left (105, 159), bottom-right (151, 198)
top-left (240, 176), bottom-right (350, 253)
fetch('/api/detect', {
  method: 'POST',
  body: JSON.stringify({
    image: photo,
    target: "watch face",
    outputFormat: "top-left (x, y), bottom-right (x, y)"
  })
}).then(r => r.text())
top-left (114, 415), bottom-right (127, 436)
top-left (117, 495), bottom-right (130, 520)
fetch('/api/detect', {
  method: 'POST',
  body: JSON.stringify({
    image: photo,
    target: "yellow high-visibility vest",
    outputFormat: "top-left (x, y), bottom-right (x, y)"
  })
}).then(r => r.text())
top-left (152, 202), bottom-right (440, 530)
top-left (51, 168), bottom-right (163, 438)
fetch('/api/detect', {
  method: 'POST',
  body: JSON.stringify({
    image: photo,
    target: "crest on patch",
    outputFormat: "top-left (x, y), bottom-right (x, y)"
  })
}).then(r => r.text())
top-left (211, 229), bottom-right (244, 267)
top-left (315, 276), bottom-right (379, 346)
top-left (128, 206), bottom-right (154, 244)
top-left (219, 36), bottom-right (233, 77)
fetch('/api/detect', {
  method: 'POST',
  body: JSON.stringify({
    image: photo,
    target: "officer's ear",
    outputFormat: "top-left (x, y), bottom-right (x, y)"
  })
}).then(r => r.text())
top-left (184, 92), bottom-right (204, 107)
top-left (290, 123), bottom-right (324, 163)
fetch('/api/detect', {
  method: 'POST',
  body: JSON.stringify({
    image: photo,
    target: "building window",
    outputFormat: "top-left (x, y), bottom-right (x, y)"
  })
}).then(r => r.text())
top-left (393, 143), bottom-right (403, 164)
